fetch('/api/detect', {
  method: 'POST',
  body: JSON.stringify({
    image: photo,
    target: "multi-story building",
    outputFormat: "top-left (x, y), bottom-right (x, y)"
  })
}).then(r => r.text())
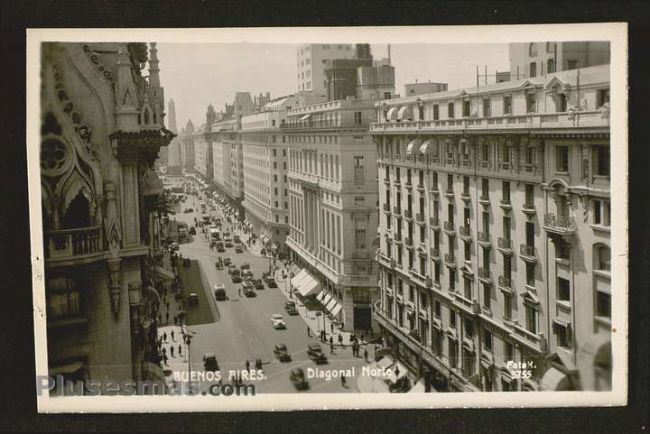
top-left (297, 44), bottom-right (355, 96)
top-left (166, 99), bottom-right (183, 176)
top-left (181, 119), bottom-right (196, 173)
top-left (240, 95), bottom-right (298, 249)
top-left (509, 41), bottom-right (610, 79)
top-left (404, 82), bottom-right (448, 97)
top-left (284, 99), bottom-right (381, 332)
top-left (371, 63), bottom-right (611, 392)
top-left (40, 42), bottom-right (174, 392)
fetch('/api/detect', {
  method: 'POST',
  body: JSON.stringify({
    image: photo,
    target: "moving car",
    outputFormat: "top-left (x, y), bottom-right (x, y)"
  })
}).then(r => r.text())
top-left (273, 343), bottom-right (291, 362)
top-left (270, 314), bottom-right (286, 329)
top-left (240, 262), bottom-right (251, 271)
top-left (216, 241), bottom-right (225, 252)
top-left (215, 261), bottom-right (223, 270)
top-left (188, 293), bottom-right (199, 306)
top-left (183, 208), bottom-right (194, 213)
top-left (307, 342), bottom-right (327, 364)
top-left (203, 353), bottom-right (219, 372)
top-left (213, 284), bottom-right (227, 301)
top-left (227, 264), bottom-right (238, 274)
top-left (189, 226), bottom-right (196, 235)
top-left (242, 269), bottom-right (254, 280)
top-left (231, 269), bottom-right (242, 283)
top-left (284, 301), bottom-right (298, 316)
top-left (242, 281), bottom-right (256, 297)
top-left (251, 278), bottom-right (264, 290)
top-left (233, 235), bottom-right (241, 244)
top-left (223, 257), bottom-right (232, 267)
top-left (289, 368), bottom-right (308, 390)
top-left (234, 244), bottom-right (243, 254)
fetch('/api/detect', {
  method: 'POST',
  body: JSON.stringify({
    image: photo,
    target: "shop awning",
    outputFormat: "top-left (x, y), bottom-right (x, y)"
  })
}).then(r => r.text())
top-left (321, 292), bottom-right (333, 307)
top-left (291, 269), bottom-right (309, 289)
top-left (397, 105), bottom-right (413, 121)
top-left (419, 139), bottom-right (436, 155)
top-left (406, 139), bottom-right (422, 155)
top-left (540, 367), bottom-right (570, 391)
top-left (330, 302), bottom-right (343, 317)
top-left (325, 297), bottom-right (338, 312)
top-left (298, 273), bottom-right (322, 297)
top-left (50, 361), bottom-right (85, 376)
top-left (317, 292), bottom-right (328, 303)
top-left (386, 107), bottom-right (399, 121)
top-left (155, 265), bottom-right (176, 280)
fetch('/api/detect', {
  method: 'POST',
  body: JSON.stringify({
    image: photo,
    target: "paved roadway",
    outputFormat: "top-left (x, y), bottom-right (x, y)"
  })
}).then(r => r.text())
top-left (171, 192), bottom-right (366, 394)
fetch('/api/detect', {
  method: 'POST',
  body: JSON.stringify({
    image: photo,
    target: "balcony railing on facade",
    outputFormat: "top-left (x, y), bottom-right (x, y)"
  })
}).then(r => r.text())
top-left (369, 110), bottom-right (609, 134)
top-left (459, 225), bottom-right (471, 240)
top-left (429, 217), bottom-right (441, 230)
top-left (478, 268), bottom-right (492, 284)
top-left (281, 119), bottom-right (367, 131)
top-left (44, 226), bottom-right (105, 264)
top-left (497, 275), bottom-right (513, 293)
top-left (497, 237), bottom-right (513, 255)
top-left (544, 213), bottom-right (576, 235)
top-left (477, 232), bottom-right (491, 248)
top-left (519, 244), bottom-right (537, 262)
top-left (443, 221), bottom-right (455, 235)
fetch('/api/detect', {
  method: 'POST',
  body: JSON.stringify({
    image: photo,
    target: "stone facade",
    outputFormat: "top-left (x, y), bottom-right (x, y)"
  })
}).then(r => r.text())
top-left (40, 42), bottom-right (173, 392)
top-left (371, 64), bottom-right (611, 392)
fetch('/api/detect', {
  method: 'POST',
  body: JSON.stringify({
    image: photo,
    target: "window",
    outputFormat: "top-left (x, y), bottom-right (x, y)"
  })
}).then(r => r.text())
top-left (556, 145), bottom-right (569, 172)
top-left (449, 269), bottom-right (456, 291)
top-left (593, 200), bottom-right (611, 226)
top-left (529, 62), bottom-right (537, 78)
top-left (503, 293), bottom-right (512, 320)
top-left (567, 59), bottom-right (578, 70)
top-left (463, 176), bottom-right (470, 195)
top-left (555, 93), bottom-right (567, 112)
top-left (481, 178), bottom-right (489, 198)
top-left (433, 104), bottom-right (439, 120)
top-left (354, 111), bottom-right (362, 125)
top-left (483, 98), bottom-right (491, 117)
top-left (418, 105), bottom-right (424, 120)
top-left (525, 305), bottom-right (538, 333)
top-left (529, 42), bottom-right (537, 57)
top-left (547, 58), bottom-right (556, 73)
top-left (555, 321), bottom-right (571, 348)
top-left (448, 102), bottom-right (455, 119)
top-left (558, 277), bottom-right (571, 301)
top-left (483, 284), bottom-right (491, 310)
top-left (450, 310), bottom-right (456, 328)
top-left (273, 174), bottom-right (278, 182)
top-left (596, 245), bottom-right (611, 271)
top-left (46, 277), bottom-right (81, 319)
top-left (384, 92), bottom-right (391, 99)
top-left (463, 100), bottom-right (470, 117)
top-left (526, 92), bottom-right (537, 112)
top-left (434, 300), bottom-right (441, 318)
top-left (596, 291), bottom-right (611, 318)
top-left (484, 329), bottom-right (493, 351)
top-left (597, 89), bottom-right (610, 108)
top-left (525, 184), bottom-right (535, 207)
top-left (463, 275), bottom-right (473, 299)
top-left (355, 226), bottom-right (366, 249)
top-left (503, 95), bottom-right (512, 115)
top-left (593, 145), bottom-right (610, 177)
top-left (502, 181), bottom-right (510, 203)
top-left (354, 155), bottom-right (364, 184)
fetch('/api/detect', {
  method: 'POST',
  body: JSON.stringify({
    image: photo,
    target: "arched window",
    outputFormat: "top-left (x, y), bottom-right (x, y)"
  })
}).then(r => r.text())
top-left (594, 244), bottom-right (611, 271)
top-left (529, 43), bottom-right (538, 57)
top-left (546, 42), bottom-right (556, 53)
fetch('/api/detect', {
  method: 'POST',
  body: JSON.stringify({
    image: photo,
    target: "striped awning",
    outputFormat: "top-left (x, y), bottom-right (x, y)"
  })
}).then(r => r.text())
top-left (298, 273), bottom-right (322, 297)
top-left (397, 105), bottom-right (413, 121)
top-left (330, 302), bottom-right (343, 317)
top-left (406, 139), bottom-right (422, 155)
top-left (325, 297), bottom-right (338, 312)
top-left (419, 139), bottom-right (436, 155)
top-left (291, 269), bottom-right (309, 289)
top-left (386, 107), bottom-right (399, 121)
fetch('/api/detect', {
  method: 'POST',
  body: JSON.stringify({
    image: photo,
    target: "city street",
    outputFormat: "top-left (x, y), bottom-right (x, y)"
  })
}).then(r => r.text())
top-left (164, 192), bottom-right (368, 393)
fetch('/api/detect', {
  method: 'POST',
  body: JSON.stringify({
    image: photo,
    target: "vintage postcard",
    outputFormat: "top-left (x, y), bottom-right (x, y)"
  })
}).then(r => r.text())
top-left (27, 23), bottom-right (627, 412)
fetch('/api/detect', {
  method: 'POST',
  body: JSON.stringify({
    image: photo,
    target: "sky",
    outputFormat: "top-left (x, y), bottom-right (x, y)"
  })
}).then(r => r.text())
top-left (157, 43), bottom-right (510, 130)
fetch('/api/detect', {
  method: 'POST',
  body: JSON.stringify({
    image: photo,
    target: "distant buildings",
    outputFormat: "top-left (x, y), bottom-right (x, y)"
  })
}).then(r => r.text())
top-left (509, 41), bottom-right (610, 79)
top-left (297, 44), bottom-right (355, 97)
top-left (404, 82), bottom-right (448, 97)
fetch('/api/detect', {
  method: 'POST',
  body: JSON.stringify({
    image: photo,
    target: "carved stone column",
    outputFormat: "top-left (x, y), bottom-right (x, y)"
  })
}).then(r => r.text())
top-left (107, 257), bottom-right (122, 319)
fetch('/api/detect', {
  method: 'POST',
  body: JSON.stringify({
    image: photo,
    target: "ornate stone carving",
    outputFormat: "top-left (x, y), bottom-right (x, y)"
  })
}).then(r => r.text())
top-left (107, 257), bottom-right (122, 318)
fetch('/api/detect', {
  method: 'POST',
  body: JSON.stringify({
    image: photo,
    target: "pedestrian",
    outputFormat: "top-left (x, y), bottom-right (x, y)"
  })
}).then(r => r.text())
top-left (163, 332), bottom-right (167, 342)
top-left (330, 342), bottom-right (334, 354)
top-left (329, 335), bottom-right (334, 346)
top-left (245, 360), bottom-right (250, 372)
top-left (363, 348), bottom-right (368, 362)
top-left (338, 334), bottom-right (343, 345)
top-left (178, 344), bottom-right (182, 356)
top-left (170, 346), bottom-right (174, 357)
top-left (163, 354), bottom-right (168, 366)
top-left (341, 374), bottom-right (346, 388)
top-left (238, 288), bottom-right (241, 297)
top-left (307, 326), bottom-right (311, 337)
top-left (330, 323), bottom-right (334, 333)
top-left (171, 330), bottom-right (175, 341)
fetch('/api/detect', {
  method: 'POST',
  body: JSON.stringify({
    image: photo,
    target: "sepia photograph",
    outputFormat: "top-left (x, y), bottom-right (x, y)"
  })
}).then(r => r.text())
top-left (26, 24), bottom-right (628, 412)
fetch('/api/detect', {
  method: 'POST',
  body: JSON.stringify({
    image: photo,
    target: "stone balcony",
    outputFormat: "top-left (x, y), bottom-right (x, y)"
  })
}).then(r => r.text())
top-left (544, 213), bottom-right (576, 235)
top-left (497, 237), bottom-right (513, 255)
top-left (44, 226), bottom-right (106, 265)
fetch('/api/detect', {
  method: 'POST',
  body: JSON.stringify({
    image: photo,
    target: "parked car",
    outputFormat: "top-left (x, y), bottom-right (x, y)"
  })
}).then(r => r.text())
top-left (251, 278), bottom-right (264, 290)
top-left (240, 262), bottom-right (251, 271)
top-left (203, 353), bottom-right (219, 372)
top-left (273, 343), bottom-right (291, 362)
top-left (183, 208), bottom-right (194, 213)
top-left (183, 258), bottom-right (191, 267)
top-left (235, 244), bottom-right (243, 254)
top-left (233, 235), bottom-right (241, 244)
top-left (307, 342), bottom-right (327, 364)
top-left (242, 269), bottom-right (254, 280)
top-left (284, 301), bottom-right (298, 316)
top-left (242, 281), bottom-right (256, 297)
top-left (289, 368), bottom-right (308, 390)
top-left (214, 284), bottom-right (227, 301)
top-left (189, 226), bottom-right (196, 235)
top-left (223, 257), bottom-right (232, 267)
top-left (270, 314), bottom-right (286, 329)
top-left (216, 241), bottom-right (225, 252)
top-left (231, 269), bottom-right (242, 283)
top-left (263, 274), bottom-right (277, 288)
top-left (227, 264), bottom-right (238, 274)
top-left (188, 293), bottom-right (199, 306)
top-left (225, 239), bottom-right (234, 248)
